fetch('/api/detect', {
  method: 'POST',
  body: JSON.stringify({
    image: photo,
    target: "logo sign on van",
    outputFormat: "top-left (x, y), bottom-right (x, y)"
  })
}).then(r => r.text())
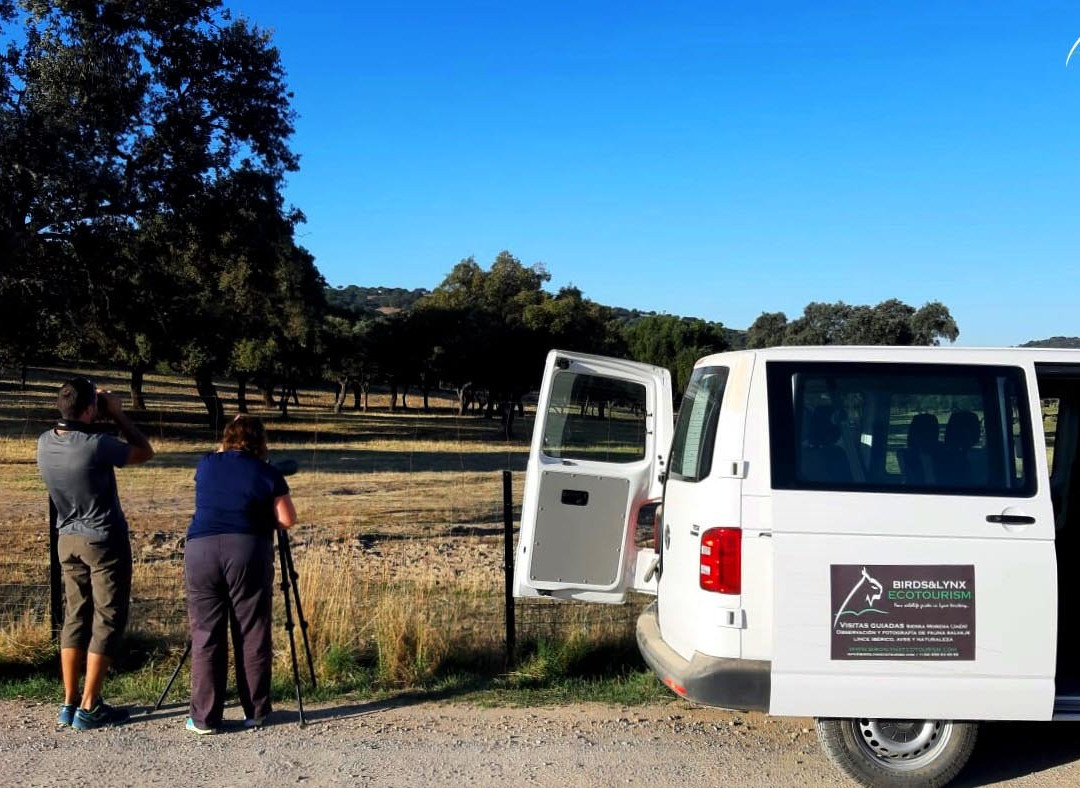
top-left (830, 565), bottom-right (975, 661)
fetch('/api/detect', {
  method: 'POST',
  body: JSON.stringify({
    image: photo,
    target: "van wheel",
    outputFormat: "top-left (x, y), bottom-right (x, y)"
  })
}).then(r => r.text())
top-left (814, 718), bottom-right (977, 787)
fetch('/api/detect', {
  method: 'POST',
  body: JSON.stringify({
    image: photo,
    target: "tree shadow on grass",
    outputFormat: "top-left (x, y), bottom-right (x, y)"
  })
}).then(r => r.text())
top-left (142, 448), bottom-right (527, 474)
top-left (502, 636), bottom-right (644, 688)
top-left (0, 658), bottom-right (55, 683)
top-left (300, 449), bottom-right (527, 474)
top-left (0, 632), bottom-right (180, 698)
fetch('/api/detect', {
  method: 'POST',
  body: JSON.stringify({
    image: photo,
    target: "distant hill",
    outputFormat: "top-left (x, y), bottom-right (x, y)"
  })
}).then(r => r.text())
top-left (607, 306), bottom-right (660, 325)
top-left (325, 284), bottom-right (748, 346)
top-left (325, 285), bottom-right (430, 317)
top-left (1021, 337), bottom-right (1080, 349)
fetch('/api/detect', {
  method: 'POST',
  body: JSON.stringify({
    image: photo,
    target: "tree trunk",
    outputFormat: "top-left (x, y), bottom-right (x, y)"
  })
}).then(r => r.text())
top-left (194, 371), bottom-right (226, 434)
top-left (129, 366), bottom-right (146, 411)
top-left (236, 375), bottom-right (249, 414)
top-left (456, 383), bottom-right (471, 416)
top-left (19, 362), bottom-right (28, 391)
top-left (362, 382), bottom-right (370, 412)
top-left (278, 386), bottom-right (290, 419)
top-left (401, 384), bottom-right (409, 410)
top-left (502, 401), bottom-right (516, 439)
top-left (260, 377), bottom-right (275, 408)
top-left (334, 377), bottom-right (349, 414)
top-left (390, 382), bottom-right (398, 412)
top-left (290, 385), bottom-right (299, 406)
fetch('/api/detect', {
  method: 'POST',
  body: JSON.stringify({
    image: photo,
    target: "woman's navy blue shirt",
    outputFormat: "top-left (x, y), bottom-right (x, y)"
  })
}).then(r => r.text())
top-left (187, 450), bottom-right (289, 540)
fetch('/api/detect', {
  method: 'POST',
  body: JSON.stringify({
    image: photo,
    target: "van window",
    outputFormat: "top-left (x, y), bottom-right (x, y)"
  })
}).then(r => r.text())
top-left (767, 362), bottom-right (1036, 496)
top-left (669, 366), bottom-right (729, 482)
top-left (542, 372), bottom-right (647, 463)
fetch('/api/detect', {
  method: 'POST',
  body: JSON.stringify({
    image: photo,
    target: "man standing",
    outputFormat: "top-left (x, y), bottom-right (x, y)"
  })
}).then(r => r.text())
top-left (37, 378), bottom-right (154, 730)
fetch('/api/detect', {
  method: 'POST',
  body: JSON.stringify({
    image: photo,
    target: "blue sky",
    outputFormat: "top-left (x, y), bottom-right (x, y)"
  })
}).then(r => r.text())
top-left (231, 1), bottom-right (1079, 345)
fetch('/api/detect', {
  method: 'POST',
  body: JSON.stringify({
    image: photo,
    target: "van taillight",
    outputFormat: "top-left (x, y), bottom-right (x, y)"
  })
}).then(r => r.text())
top-left (699, 528), bottom-right (741, 594)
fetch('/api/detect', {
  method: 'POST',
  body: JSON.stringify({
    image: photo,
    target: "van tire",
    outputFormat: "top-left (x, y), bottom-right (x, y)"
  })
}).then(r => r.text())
top-left (814, 718), bottom-right (977, 787)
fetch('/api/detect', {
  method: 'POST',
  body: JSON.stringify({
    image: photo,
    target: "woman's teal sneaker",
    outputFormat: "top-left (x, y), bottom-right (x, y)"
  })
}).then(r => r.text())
top-left (57, 704), bottom-right (76, 727)
top-left (185, 717), bottom-right (216, 735)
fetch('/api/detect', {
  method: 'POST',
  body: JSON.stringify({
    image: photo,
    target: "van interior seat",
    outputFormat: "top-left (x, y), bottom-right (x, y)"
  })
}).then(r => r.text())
top-left (898, 412), bottom-right (940, 485)
top-left (801, 405), bottom-right (852, 483)
top-left (937, 410), bottom-right (983, 487)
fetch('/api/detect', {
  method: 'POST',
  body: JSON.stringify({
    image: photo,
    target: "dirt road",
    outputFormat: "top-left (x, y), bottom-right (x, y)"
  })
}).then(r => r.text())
top-left (2, 698), bottom-right (1080, 787)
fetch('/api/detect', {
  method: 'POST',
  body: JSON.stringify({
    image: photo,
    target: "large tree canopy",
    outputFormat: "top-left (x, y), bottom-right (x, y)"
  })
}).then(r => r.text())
top-left (747, 300), bottom-right (959, 349)
top-left (621, 314), bottom-right (729, 395)
top-left (0, 1), bottom-right (321, 427)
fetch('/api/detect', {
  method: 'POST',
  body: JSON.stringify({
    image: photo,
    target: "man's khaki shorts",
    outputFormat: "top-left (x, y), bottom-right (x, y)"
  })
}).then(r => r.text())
top-left (57, 534), bottom-right (132, 658)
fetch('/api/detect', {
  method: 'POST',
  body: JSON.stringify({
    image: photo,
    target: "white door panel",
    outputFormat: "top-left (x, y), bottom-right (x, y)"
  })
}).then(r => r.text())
top-left (739, 515), bottom-right (774, 662)
top-left (659, 477), bottom-right (742, 660)
top-left (767, 359), bottom-right (1057, 721)
top-left (529, 472), bottom-right (630, 589)
top-left (770, 490), bottom-right (1050, 541)
top-left (514, 350), bottom-right (673, 604)
top-left (770, 530), bottom-right (1056, 720)
top-left (772, 674), bottom-right (1052, 721)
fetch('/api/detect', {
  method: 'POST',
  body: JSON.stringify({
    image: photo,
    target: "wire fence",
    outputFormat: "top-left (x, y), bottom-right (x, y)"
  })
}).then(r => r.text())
top-left (1, 366), bottom-right (650, 670)
top-left (0, 507), bottom-right (650, 664)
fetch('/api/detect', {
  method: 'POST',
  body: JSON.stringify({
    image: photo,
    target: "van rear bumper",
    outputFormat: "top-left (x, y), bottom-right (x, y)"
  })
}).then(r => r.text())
top-left (636, 602), bottom-right (770, 712)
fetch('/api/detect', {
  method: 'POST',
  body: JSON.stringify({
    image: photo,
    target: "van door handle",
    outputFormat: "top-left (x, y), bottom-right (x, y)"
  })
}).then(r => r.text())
top-left (561, 489), bottom-right (589, 506)
top-left (986, 514), bottom-right (1035, 525)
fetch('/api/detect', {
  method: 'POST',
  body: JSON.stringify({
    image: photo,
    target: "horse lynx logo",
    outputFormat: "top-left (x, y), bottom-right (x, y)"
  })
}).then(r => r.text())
top-left (832, 566), bottom-right (886, 627)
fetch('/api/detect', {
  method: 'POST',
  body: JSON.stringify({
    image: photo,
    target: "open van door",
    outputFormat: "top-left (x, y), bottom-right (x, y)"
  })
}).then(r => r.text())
top-left (514, 350), bottom-right (674, 603)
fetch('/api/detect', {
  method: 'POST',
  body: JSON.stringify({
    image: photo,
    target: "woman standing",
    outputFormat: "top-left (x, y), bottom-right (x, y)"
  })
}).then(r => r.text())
top-left (184, 415), bottom-right (296, 734)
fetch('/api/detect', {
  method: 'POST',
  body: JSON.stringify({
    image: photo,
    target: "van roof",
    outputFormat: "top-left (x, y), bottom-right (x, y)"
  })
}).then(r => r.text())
top-left (697, 345), bottom-right (1080, 366)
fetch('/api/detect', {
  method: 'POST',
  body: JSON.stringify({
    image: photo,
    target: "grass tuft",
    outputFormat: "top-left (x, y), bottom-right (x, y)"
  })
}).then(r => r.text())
top-left (371, 585), bottom-right (449, 686)
top-left (0, 610), bottom-right (55, 669)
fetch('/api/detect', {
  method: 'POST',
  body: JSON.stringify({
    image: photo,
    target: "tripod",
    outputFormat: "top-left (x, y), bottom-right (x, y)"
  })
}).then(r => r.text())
top-left (154, 529), bottom-right (317, 727)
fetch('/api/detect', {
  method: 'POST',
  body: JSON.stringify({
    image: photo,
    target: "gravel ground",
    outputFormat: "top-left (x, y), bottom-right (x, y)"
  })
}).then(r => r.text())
top-left (3, 698), bottom-right (1080, 787)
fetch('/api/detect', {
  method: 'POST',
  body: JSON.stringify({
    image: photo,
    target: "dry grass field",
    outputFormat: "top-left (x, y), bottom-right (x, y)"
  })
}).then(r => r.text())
top-left (0, 365), bottom-right (647, 699)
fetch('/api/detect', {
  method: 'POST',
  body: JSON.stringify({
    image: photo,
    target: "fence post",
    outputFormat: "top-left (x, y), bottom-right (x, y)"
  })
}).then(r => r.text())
top-left (502, 470), bottom-right (516, 666)
top-left (49, 497), bottom-right (62, 638)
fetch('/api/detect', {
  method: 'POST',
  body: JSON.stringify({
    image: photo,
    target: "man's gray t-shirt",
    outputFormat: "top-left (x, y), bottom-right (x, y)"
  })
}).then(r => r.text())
top-left (37, 430), bottom-right (130, 541)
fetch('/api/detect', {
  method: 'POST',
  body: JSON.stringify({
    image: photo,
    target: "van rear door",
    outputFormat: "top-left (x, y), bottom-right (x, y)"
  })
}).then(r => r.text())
top-left (658, 356), bottom-right (754, 662)
top-left (767, 360), bottom-right (1056, 721)
top-left (514, 350), bottom-right (673, 603)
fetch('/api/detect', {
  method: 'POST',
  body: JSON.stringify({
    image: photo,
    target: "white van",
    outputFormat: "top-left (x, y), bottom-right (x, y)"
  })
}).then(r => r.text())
top-left (513, 346), bottom-right (1080, 787)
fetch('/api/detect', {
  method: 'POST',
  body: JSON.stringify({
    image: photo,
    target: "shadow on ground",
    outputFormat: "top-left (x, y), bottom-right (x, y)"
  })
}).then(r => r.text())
top-left (136, 684), bottom-right (480, 729)
top-left (955, 721), bottom-right (1080, 786)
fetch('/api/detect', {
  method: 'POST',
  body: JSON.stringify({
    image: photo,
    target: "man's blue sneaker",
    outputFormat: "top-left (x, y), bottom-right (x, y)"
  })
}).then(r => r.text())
top-left (71, 700), bottom-right (129, 731)
top-left (57, 704), bottom-right (76, 727)
top-left (185, 717), bottom-right (216, 735)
